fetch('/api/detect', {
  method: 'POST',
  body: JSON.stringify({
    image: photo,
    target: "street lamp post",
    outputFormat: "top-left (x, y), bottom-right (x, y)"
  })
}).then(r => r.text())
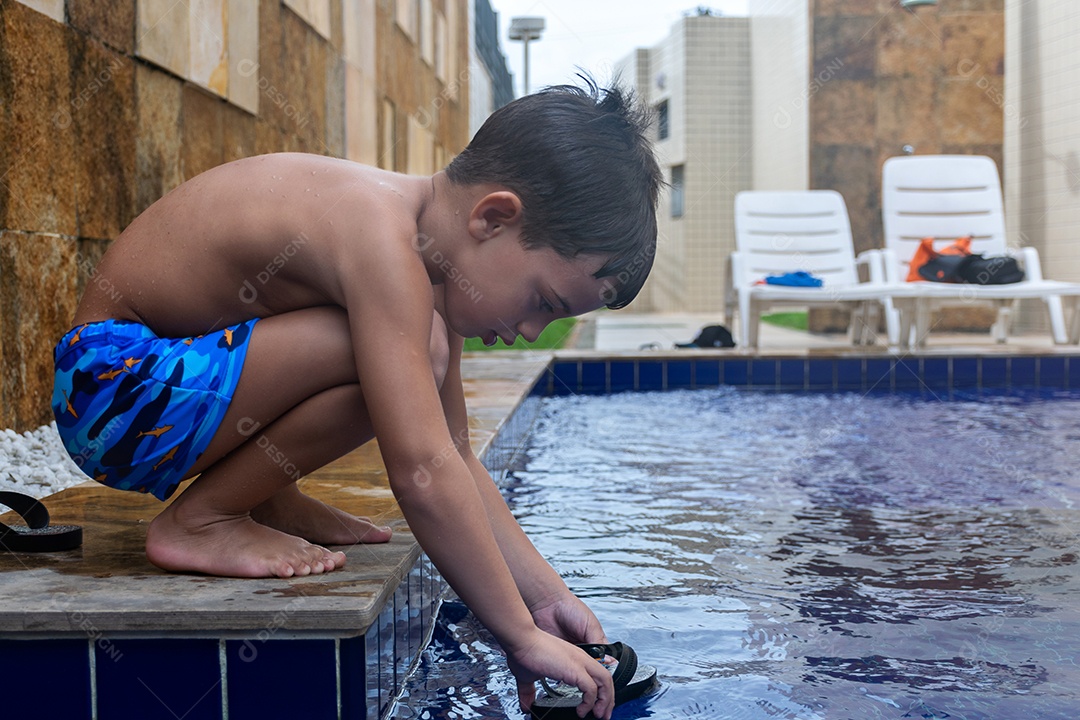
top-left (508, 16), bottom-right (545, 96)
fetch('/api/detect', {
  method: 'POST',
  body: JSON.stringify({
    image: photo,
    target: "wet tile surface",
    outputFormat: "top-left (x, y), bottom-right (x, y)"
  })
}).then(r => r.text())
top-left (0, 352), bottom-right (549, 635)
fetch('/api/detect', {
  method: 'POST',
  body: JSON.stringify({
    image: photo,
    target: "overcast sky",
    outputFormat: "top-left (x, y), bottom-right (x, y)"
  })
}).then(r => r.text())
top-left (489, 1), bottom-right (750, 96)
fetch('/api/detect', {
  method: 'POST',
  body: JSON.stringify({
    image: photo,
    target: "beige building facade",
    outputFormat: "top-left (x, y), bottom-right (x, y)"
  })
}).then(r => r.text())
top-left (750, 0), bottom-right (810, 193)
top-left (1005, 0), bottom-right (1080, 329)
top-left (618, 13), bottom-right (752, 313)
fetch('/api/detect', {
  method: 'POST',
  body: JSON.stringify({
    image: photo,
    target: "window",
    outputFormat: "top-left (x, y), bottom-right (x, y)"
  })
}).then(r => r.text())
top-left (671, 164), bottom-right (684, 218)
top-left (395, 0), bottom-right (417, 40)
top-left (283, 0), bottom-right (331, 39)
top-left (420, 0), bottom-right (434, 66)
top-left (381, 99), bottom-right (397, 171)
top-left (408, 114), bottom-right (435, 175)
top-left (137, 0), bottom-right (260, 112)
top-left (435, 10), bottom-right (448, 81)
top-left (656, 100), bottom-right (669, 140)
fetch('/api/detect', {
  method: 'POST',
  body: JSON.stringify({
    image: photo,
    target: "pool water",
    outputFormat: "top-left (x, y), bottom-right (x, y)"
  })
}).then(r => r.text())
top-left (392, 388), bottom-right (1080, 719)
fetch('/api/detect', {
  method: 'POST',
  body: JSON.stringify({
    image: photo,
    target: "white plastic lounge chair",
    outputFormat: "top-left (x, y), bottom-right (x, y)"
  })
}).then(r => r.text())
top-left (881, 155), bottom-right (1080, 347)
top-left (727, 190), bottom-right (895, 348)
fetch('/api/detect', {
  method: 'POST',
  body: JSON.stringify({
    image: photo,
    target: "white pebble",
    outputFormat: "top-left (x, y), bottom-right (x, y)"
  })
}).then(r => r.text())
top-left (0, 422), bottom-right (91, 499)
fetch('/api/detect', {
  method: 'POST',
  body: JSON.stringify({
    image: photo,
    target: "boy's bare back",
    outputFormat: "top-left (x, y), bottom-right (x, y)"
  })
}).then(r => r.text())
top-left (74, 153), bottom-right (426, 337)
top-left (55, 79), bottom-right (663, 719)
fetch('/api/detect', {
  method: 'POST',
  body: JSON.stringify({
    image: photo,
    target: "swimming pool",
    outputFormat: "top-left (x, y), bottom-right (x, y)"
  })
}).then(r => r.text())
top-left (392, 385), bottom-right (1080, 719)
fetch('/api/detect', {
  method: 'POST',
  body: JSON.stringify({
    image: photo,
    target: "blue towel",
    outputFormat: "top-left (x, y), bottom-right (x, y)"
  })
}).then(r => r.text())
top-left (764, 271), bottom-right (823, 287)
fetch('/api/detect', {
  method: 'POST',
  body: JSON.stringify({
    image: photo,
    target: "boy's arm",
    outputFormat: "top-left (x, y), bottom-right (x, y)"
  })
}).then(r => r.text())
top-left (337, 237), bottom-right (613, 718)
top-left (439, 331), bottom-right (607, 645)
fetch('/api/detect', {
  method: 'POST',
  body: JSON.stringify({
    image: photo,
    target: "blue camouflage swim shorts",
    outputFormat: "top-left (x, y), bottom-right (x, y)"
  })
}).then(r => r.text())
top-left (52, 319), bottom-right (257, 501)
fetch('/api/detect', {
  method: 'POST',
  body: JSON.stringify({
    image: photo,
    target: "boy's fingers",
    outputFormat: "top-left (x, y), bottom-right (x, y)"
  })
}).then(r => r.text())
top-left (516, 679), bottom-right (536, 713)
top-left (586, 657), bottom-right (614, 719)
top-left (576, 683), bottom-right (597, 718)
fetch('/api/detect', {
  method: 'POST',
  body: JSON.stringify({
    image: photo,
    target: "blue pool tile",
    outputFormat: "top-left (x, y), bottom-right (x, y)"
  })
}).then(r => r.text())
top-left (551, 362), bottom-right (579, 395)
top-left (750, 359), bottom-right (776, 387)
top-left (408, 559), bottom-right (425, 667)
top-left (529, 376), bottom-right (547, 396)
top-left (836, 359), bottom-right (862, 390)
top-left (865, 359), bottom-right (892, 391)
top-left (638, 361), bottom-right (663, 390)
top-left (341, 635), bottom-right (368, 720)
top-left (922, 358), bottom-right (950, 392)
top-left (693, 359), bottom-right (720, 387)
top-left (720, 358), bottom-right (746, 386)
top-left (580, 362), bottom-right (606, 393)
top-left (1011, 356), bottom-right (1037, 388)
top-left (779, 360), bottom-right (805, 390)
top-left (1070, 357), bottom-right (1080, 389)
top-left (227, 640), bottom-right (336, 720)
top-left (807, 360), bottom-right (834, 389)
top-left (0, 639), bottom-right (91, 717)
top-left (609, 361), bottom-right (635, 391)
top-left (667, 360), bottom-right (693, 389)
top-left (1040, 357), bottom-right (1066, 389)
top-left (537, 369), bottom-right (554, 396)
top-left (426, 554), bottom-right (441, 619)
top-left (394, 573), bottom-right (411, 690)
top-left (952, 357), bottom-right (978, 389)
top-left (376, 599), bottom-right (395, 718)
top-left (894, 358), bottom-right (921, 390)
top-left (981, 357), bottom-right (1007, 388)
top-left (98, 639), bottom-right (221, 720)
top-left (365, 620), bottom-right (382, 720)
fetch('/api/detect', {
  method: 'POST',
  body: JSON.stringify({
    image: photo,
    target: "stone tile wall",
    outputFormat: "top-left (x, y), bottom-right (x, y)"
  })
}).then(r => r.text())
top-left (808, 0), bottom-right (1004, 332)
top-left (0, 0), bottom-right (470, 431)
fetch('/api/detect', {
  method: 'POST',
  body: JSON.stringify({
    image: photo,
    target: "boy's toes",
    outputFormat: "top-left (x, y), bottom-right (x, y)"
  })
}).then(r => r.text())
top-left (271, 560), bottom-right (297, 578)
top-left (312, 549), bottom-right (342, 573)
top-left (358, 524), bottom-right (393, 543)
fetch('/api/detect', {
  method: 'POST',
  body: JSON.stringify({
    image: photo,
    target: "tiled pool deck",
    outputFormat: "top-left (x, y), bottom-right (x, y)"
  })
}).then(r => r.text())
top-left (3, 336), bottom-right (1080, 719)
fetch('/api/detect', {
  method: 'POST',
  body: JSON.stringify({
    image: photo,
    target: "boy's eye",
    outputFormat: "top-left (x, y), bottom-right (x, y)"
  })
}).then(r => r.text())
top-left (540, 297), bottom-right (554, 313)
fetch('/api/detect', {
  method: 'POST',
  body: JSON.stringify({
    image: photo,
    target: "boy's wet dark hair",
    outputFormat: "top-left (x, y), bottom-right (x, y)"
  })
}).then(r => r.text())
top-left (446, 76), bottom-right (662, 309)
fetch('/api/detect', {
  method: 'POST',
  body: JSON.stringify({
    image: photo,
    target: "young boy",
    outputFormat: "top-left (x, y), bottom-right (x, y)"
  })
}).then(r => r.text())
top-left (53, 79), bottom-right (660, 718)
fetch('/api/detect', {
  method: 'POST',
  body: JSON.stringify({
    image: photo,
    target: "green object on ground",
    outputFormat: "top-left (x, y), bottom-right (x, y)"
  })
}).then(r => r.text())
top-left (760, 312), bottom-right (808, 331)
top-left (462, 317), bottom-right (577, 351)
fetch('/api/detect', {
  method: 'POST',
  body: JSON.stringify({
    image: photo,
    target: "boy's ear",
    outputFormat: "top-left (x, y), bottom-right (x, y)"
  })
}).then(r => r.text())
top-left (468, 191), bottom-right (523, 240)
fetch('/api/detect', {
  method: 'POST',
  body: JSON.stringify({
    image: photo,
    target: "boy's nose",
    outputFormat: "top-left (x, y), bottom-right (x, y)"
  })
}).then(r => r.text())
top-left (518, 322), bottom-right (543, 343)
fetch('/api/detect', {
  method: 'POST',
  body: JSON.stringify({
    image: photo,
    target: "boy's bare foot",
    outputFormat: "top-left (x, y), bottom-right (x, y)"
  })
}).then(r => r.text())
top-left (146, 503), bottom-right (347, 578)
top-left (250, 484), bottom-right (393, 546)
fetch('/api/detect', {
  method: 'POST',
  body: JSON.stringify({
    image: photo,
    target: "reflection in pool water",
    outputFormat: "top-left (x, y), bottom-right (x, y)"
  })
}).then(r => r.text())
top-left (392, 388), bottom-right (1080, 719)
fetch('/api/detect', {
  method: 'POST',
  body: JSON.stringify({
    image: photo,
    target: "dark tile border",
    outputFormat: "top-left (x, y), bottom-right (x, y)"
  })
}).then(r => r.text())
top-left (541, 355), bottom-right (1076, 395)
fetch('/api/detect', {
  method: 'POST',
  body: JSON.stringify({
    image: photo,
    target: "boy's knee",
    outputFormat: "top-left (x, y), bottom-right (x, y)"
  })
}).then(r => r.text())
top-left (430, 312), bottom-right (449, 389)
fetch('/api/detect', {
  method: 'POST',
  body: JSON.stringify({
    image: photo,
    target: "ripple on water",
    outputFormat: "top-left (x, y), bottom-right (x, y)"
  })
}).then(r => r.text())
top-left (393, 388), bottom-right (1080, 719)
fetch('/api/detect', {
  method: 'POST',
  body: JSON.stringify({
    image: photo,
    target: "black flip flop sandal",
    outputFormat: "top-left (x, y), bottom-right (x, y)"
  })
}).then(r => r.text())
top-left (0, 488), bottom-right (83, 552)
top-left (530, 641), bottom-right (659, 719)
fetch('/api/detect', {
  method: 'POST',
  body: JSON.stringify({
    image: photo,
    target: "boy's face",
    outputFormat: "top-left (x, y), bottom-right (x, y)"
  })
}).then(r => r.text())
top-left (443, 234), bottom-right (611, 346)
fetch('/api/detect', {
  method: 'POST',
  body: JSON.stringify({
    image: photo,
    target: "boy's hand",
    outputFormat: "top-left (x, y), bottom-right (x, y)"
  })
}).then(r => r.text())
top-left (507, 628), bottom-right (615, 719)
top-left (529, 590), bottom-right (607, 646)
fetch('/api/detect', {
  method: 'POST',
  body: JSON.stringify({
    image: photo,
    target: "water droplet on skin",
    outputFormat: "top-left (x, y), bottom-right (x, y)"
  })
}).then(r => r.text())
top-left (311, 170), bottom-right (317, 175)
top-left (269, 188), bottom-right (274, 193)
top-left (305, 188), bottom-right (310, 192)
